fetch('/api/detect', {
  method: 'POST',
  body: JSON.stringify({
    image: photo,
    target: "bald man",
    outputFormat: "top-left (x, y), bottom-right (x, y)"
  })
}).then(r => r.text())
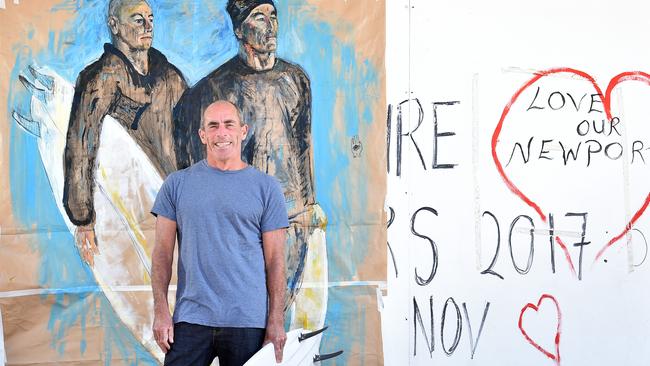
top-left (63, 0), bottom-right (187, 265)
top-left (152, 101), bottom-right (288, 365)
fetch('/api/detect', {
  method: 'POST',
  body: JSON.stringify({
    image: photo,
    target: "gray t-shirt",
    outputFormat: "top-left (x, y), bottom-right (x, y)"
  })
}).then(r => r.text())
top-left (151, 160), bottom-right (289, 328)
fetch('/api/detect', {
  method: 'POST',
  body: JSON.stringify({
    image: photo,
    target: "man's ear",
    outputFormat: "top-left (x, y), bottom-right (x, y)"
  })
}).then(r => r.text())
top-left (234, 26), bottom-right (243, 40)
top-left (241, 124), bottom-right (249, 138)
top-left (108, 16), bottom-right (119, 36)
top-left (198, 128), bottom-right (207, 144)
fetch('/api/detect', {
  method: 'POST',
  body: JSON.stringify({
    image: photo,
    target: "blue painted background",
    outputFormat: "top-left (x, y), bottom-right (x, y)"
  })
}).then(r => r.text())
top-left (8, 0), bottom-right (381, 363)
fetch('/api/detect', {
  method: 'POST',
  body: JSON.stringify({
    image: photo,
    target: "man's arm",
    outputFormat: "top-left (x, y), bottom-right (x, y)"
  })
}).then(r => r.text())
top-left (291, 67), bottom-right (315, 205)
top-left (262, 228), bottom-right (288, 363)
top-left (172, 88), bottom-right (204, 169)
top-left (151, 215), bottom-right (177, 353)
top-left (63, 67), bottom-right (116, 266)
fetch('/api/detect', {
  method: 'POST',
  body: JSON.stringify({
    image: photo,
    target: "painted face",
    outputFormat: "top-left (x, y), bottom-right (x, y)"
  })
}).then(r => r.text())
top-left (111, 1), bottom-right (154, 50)
top-left (199, 102), bottom-right (248, 164)
top-left (238, 4), bottom-right (278, 53)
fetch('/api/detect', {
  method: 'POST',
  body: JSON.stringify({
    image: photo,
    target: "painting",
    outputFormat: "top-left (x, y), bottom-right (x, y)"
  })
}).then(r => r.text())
top-left (0, 1), bottom-right (386, 364)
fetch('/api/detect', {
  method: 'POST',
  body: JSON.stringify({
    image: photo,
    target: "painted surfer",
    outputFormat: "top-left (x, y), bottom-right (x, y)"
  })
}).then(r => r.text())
top-left (62, 0), bottom-right (187, 266)
top-left (172, 0), bottom-right (327, 321)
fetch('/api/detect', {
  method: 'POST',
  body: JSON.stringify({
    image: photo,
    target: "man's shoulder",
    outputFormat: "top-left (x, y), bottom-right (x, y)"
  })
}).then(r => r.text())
top-left (149, 47), bottom-right (187, 85)
top-left (161, 168), bottom-right (183, 188)
top-left (174, 160), bottom-right (206, 177)
top-left (274, 57), bottom-right (310, 88)
top-left (76, 53), bottom-right (114, 81)
top-left (245, 165), bottom-right (270, 179)
top-left (165, 162), bottom-right (199, 182)
top-left (245, 166), bottom-right (283, 190)
top-left (195, 57), bottom-right (241, 88)
top-left (177, 57), bottom-right (242, 112)
top-left (76, 47), bottom-right (128, 87)
top-left (275, 58), bottom-right (308, 76)
top-left (159, 162), bottom-right (205, 196)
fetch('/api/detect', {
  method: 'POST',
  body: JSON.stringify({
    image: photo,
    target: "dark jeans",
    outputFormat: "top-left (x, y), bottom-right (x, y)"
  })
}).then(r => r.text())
top-left (164, 322), bottom-right (265, 366)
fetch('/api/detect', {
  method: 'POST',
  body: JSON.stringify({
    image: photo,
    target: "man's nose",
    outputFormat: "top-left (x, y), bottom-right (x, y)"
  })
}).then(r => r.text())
top-left (265, 17), bottom-right (277, 34)
top-left (216, 125), bottom-right (230, 135)
top-left (144, 18), bottom-right (153, 32)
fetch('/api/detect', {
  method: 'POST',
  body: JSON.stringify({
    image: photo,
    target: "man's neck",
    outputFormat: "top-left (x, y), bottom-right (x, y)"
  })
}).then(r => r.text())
top-left (206, 157), bottom-right (247, 171)
top-left (113, 40), bottom-right (149, 75)
top-left (238, 44), bottom-right (275, 71)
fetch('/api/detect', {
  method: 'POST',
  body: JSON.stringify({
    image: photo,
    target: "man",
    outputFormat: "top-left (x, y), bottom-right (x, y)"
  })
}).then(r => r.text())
top-left (151, 101), bottom-right (288, 365)
top-left (173, 0), bottom-right (325, 314)
top-left (63, 0), bottom-right (187, 266)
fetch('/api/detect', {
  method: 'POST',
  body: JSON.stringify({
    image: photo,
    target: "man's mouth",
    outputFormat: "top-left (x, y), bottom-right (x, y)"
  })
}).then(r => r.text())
top-left (215, 142), bottom-right (232, 148)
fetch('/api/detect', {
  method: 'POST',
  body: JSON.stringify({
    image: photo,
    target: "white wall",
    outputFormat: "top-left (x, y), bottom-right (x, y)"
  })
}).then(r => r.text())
top-left (383, 0), bottom-right (650, 364)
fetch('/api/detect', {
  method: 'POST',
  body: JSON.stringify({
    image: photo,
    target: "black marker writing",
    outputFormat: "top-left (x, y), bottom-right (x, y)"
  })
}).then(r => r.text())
top-left (509, 215), bottom-right (535, 275)
top-left (411, 207), bottom-right (439, 286)
top-left (463, 302), bottom-right (491, 360)
top-left (413, 295), bottom-right (434, 357)
top-left (441, 297), bottom-right (462, 356)
top-left (432, 101), bottom-right (459, 169)
top-left (526, 86), bottom-right (603, 114)
top-left (387, 98), bottom-right (460, 176)
top-left (480, 211), bottom-right (504, 280)
top-left (565, 212), bottom-right (590, 281)
top-left (413, 296), bottom-right (491, 359)
top-left (387, 206), bottom-right (398, 277)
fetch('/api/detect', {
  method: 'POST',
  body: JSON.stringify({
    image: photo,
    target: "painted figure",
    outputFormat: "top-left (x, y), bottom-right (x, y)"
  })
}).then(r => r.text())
top-left (173, 0), bottom-right (327, 326)
top-left (152, 101), bottom-right (288, 365)
top-left (63, 0), bottom-right (187, 265)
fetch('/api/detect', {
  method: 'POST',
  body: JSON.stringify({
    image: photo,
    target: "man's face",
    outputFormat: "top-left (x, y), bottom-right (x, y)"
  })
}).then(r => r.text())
top-left (110, 1), bottom-right (154, 50)
top-left (199, 102), bottom-right (248, 163)
top-left (237, 4), bottom-right (278, 53)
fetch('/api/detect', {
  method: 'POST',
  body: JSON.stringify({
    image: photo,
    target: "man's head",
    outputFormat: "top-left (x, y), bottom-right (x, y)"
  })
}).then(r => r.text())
top-left (227, 0), bottom-right (278, 54)
top-left (108, 0), bottom-right (154, 51)
top-left (199, 101), bottom-right (248, 165)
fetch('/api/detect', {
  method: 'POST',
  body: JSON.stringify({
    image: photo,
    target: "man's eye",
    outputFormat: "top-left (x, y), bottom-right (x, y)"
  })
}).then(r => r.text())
top-left (135, 19), bottom-right (144, 24)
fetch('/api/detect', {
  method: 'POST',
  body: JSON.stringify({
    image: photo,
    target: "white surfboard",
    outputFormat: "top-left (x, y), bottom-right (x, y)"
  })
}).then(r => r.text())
top-left (18, 65), bottom-right (166, 360)
top-left (244, 327), bottom-right (342, 366)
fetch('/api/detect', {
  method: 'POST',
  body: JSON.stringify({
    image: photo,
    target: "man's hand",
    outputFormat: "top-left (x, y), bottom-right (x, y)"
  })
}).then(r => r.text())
top-left (75, 224), bottom-right (99, 266)
top-left (263, 320), bottom-right (287, 363)
top-left (153, 309), bottom-right (174, 353)
top-left (288, 203), bottom-right (327, 229)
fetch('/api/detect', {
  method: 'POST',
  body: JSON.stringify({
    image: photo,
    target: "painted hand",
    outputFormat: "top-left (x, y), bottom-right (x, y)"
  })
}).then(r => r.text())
top-left (288, 202), bottom-right (327, 229)
top-left (263, 321), bottom-right (287, 363)
top-left (153, 309), bottom-right (174, 353)
top-left (74, 224), bottom-right (99, 267)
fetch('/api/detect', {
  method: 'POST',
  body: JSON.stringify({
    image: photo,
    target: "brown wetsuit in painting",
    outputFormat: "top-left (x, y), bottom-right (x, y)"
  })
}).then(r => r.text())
top-left (63, 43), bottom-right (187, 226)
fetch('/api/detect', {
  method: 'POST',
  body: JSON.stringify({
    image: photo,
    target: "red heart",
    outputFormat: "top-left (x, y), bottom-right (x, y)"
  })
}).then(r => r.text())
top-left (492, 68), bottom-right (650, 266)
top-left (518, 293), bottom-right (562, 365)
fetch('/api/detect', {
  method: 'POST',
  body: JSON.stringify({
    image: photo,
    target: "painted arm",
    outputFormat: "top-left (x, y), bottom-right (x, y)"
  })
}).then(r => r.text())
top-left (293, 68), bottom-right (315, 205)
top-left (151, 215), bottom-right (177, 354)
top-left (172, 88), bottom-right (203, 169)
top-left (63, 69), bottom-right (116, 266)
top-left (262, 228), bottom-right (288, 363)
